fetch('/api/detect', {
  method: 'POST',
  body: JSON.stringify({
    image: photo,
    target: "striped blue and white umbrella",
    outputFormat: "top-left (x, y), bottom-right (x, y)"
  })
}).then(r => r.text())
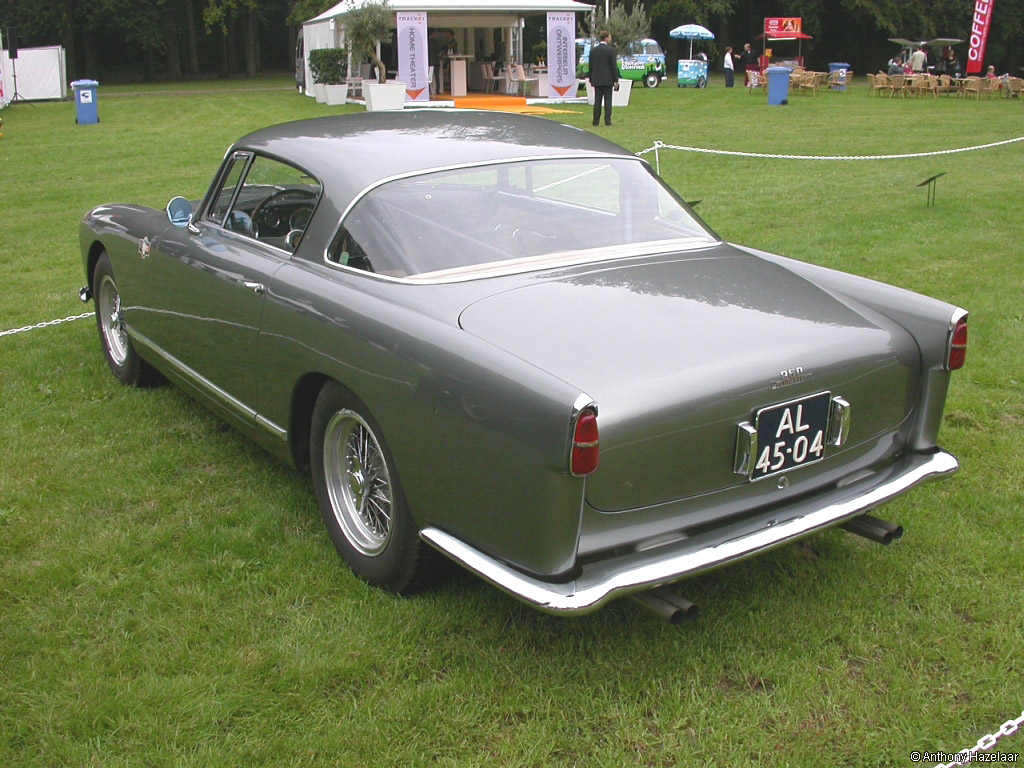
top-left (670, 24), bottom-right (715, 59)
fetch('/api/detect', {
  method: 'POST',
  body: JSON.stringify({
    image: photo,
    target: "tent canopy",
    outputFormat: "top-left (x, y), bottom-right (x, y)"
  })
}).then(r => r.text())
top-left (310, 0), bottom-right (593, 21)
top-left (888, 37), bottom-right (962, 48)
top-left (301, 0), bottom-right (594, 98)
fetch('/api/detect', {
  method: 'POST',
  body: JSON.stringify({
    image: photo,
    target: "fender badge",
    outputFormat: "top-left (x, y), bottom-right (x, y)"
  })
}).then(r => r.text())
top-left (772, 366), bottom-right (813, 390)
top-left (139, 237), bottom-right (151, 259)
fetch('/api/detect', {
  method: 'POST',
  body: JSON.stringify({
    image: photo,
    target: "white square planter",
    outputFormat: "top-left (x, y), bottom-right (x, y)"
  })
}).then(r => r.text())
top-left (585, 78), bottom-right (632, 107)
top-left (364, 81), bottom-right (406, 111)
top-left (313, 82), bottom-right (327, 103)
top-left (324, 83), bottom-right (348, 106)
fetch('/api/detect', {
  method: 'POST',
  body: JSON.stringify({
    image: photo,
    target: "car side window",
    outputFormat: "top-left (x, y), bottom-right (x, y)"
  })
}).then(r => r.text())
top-left (208, 154), bottom-right (322, 253)
top-left (207, 154), bottom-right (249, 224)
top-left (326, 226), bottom-right (375, 273)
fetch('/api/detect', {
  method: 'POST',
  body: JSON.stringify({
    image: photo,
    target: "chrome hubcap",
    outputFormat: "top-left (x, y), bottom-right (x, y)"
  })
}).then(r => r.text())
top-left (323, 409), bottom-right (393, 556)
top-left (98, 274), bottom-right (129, 366)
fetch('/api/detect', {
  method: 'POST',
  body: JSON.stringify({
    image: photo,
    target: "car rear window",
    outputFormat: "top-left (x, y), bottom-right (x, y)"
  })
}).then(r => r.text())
top-left (326, 158), bottom-right (716, 280)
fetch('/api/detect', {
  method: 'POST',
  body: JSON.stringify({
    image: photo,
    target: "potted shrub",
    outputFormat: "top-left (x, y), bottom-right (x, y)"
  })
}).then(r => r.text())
top-left (308, 48), bottom-right (331, 103)
top-left (344, 0), bottom-right (405, 110)
top-left (317, 47), bottom-right (349, 105)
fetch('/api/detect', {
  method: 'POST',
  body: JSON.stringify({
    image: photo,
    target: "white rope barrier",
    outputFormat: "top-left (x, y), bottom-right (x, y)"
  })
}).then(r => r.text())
top-left (637, 136), bottom-right (1024, 173)
top-left (6, 135), bottom-right (1021, 340)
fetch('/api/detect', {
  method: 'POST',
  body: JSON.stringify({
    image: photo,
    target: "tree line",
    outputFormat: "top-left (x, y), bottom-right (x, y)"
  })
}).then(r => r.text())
top-left (0, 0), bottom-right (1019, 82)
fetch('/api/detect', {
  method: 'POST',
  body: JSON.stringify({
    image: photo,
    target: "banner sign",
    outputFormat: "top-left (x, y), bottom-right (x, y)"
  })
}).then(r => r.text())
top-left (763, 17), bottom-right (802, 35)
top-left (0, 30), bottom-right (7, 107)
top-left (546, 12), bottom-right (576, 98)
top-left (397, 12), bottom-right (429, 102)
top-left (966, 0), bottom-right (995, 74)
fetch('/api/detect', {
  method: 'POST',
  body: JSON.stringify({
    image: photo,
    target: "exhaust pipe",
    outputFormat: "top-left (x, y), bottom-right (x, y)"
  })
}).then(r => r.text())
top-left (629, 588), bottom-right (699, 625)
top-left (841, 514), bottom-right (903, 546)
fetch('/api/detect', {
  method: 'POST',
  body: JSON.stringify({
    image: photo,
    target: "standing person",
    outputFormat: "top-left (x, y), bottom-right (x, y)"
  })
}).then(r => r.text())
top-left (740, 43), bottom-right (758, 86)
top-left (589, 31), bottom-right (618, 127)
top-left (910, 46), bottom-right (927, 73)
top-left (723, 46), bottom-right (735, 87)
top-left (947, 51), bottom-right (962, 77)
top-left (427, 29), bottom-right (440, 94)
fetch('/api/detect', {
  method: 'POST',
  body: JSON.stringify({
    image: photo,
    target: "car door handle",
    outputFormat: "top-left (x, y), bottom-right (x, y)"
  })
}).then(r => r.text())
top-left (242, 281), bottom-right (265, 295)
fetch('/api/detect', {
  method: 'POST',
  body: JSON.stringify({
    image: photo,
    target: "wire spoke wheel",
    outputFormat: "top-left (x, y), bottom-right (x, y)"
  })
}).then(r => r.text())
top-left (323, 409), bottom-right (394, 556)
top-left (97, 273), bottom-right (129, 366)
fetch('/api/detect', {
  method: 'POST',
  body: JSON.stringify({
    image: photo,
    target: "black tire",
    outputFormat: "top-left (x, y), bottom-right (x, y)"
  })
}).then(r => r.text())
top-left (93, 251), bottom-right (159, 387)
top-left (644, 72), bottom-right (660, 88)
top-left (310, 381), bottom-right (439, 593)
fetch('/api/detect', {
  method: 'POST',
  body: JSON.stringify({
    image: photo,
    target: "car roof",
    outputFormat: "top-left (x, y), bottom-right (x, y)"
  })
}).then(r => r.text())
top-left (232, 110), bottom-right (635, 212)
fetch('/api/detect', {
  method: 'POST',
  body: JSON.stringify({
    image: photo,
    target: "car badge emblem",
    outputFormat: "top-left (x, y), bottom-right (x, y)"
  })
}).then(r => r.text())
top-left (139, 237), bottom-right (151, 259)
top-left (772, 366), bottom-right (812, 390)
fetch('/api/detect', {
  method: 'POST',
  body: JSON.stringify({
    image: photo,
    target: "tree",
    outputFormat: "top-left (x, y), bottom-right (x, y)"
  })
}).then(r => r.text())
top-left (288, 0), bottom-right (335, 25)
top-left (204, 0), bottom-right (263, 76)
top-left (343, 0), bottom-right (392, 84)
top-left (580, 4), bottom-right (652, 50)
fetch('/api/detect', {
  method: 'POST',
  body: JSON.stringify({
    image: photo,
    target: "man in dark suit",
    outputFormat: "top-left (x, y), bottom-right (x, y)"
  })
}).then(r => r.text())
top-left (588, 31), bottom-right (618, 126)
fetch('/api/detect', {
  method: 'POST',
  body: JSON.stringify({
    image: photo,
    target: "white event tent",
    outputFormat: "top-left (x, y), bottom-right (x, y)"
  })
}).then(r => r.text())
top-left (301, 0), bottom-right (593, 97)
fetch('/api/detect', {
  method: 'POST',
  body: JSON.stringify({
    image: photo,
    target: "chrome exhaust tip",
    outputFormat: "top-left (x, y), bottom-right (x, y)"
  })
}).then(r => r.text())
top-left (629, 587), bottom-right (699, 625)
top-left (840, 513), bottom-right (904, 546)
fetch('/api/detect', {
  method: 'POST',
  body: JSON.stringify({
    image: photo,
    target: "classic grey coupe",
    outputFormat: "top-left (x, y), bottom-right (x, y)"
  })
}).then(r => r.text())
top-left (79, 112), bottom-right (967, 622)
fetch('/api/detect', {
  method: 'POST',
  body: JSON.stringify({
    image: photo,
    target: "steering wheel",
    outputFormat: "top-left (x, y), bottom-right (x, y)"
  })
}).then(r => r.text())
top-left (252, 188), bottom-right (317, 237)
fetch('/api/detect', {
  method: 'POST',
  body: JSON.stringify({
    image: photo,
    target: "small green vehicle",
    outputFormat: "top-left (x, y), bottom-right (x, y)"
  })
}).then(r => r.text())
top-left (576, 37), bottom-right (666, 88)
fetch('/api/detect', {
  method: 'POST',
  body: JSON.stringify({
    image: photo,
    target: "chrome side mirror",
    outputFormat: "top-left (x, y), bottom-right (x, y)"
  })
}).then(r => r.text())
top-left (166, 196), bottom-right (193, 228)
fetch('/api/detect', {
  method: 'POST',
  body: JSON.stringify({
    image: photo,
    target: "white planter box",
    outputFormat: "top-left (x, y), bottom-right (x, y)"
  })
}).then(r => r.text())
top-left (313, 82), bottom-right (327, 104)
top-left (324, 83), bottom-right (348, 106)
top-left (364, 81), bottom-right (406, 111)
top-left (585, 78), bottom-right (632, 107)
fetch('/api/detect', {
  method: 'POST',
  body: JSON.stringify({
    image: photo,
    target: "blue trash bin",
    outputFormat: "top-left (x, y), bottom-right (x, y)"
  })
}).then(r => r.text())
top-left (828, 63), bottom-right (850, 91)
top-left (765, 66), bottom-right (791, 105)
top-left (71, 80), bottom-right (99, 124)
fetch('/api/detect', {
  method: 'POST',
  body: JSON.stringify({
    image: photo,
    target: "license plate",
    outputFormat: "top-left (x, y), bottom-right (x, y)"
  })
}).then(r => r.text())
top-left (751, 392), bottom-right (831, 481)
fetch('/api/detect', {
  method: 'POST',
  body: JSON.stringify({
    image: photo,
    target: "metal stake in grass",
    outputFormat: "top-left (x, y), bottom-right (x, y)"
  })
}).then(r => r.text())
top-left (917, 171), bottom-right (947, 207)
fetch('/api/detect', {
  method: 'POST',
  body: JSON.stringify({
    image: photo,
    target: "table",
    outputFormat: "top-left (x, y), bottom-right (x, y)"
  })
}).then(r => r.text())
top-left (445, 55), bottom-right (472, 97)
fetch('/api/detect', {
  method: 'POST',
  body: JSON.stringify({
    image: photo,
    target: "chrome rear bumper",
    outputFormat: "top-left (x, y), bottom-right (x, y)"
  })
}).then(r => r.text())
top-left (420, 449), bottom-right (958, 615)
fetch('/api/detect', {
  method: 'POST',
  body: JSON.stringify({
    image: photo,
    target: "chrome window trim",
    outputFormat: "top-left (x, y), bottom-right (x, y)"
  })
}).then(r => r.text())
top-left (321, 154), bottom-right (721, 285)
top-left (203, 151), bottom-right (254, 225)
top-left (199, 151), bottom-right (323, 257)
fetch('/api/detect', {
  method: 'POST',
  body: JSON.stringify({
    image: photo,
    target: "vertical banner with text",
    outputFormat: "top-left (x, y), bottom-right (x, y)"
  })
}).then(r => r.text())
top-left (398, 12), bottom-right (429, 102)
top-left (546, 12), bottom-right (576, 98)
top-left (966, 0), bottom-right (995, 74)
top-left (0, 30), bottom-right (7, 107)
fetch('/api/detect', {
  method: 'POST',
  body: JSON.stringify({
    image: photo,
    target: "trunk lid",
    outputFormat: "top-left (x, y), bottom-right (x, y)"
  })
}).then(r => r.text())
top-left (458, 247), bottom-right (920, 512)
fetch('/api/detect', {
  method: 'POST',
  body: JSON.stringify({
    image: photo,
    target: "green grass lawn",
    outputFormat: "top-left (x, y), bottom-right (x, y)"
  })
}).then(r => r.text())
top-left (1, 76), bottom-right (1022, 767)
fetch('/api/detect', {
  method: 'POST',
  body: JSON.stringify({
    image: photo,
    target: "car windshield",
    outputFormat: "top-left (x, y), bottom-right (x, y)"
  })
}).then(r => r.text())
top-left (327, 157), bottom-right (717, 280)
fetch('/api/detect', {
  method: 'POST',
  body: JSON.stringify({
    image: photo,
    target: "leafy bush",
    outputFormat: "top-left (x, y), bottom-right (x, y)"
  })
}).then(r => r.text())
top-left (309, 47), bottom-right (348, 85)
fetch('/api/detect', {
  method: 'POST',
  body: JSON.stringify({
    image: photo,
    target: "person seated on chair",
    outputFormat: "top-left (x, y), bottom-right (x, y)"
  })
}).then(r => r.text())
top-left (887, 57), bottom-right (904, 77)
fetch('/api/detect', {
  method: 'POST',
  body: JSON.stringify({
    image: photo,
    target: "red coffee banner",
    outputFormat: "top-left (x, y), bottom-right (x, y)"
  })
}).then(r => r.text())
top-left (966, 0), bottom-right (995, 74)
